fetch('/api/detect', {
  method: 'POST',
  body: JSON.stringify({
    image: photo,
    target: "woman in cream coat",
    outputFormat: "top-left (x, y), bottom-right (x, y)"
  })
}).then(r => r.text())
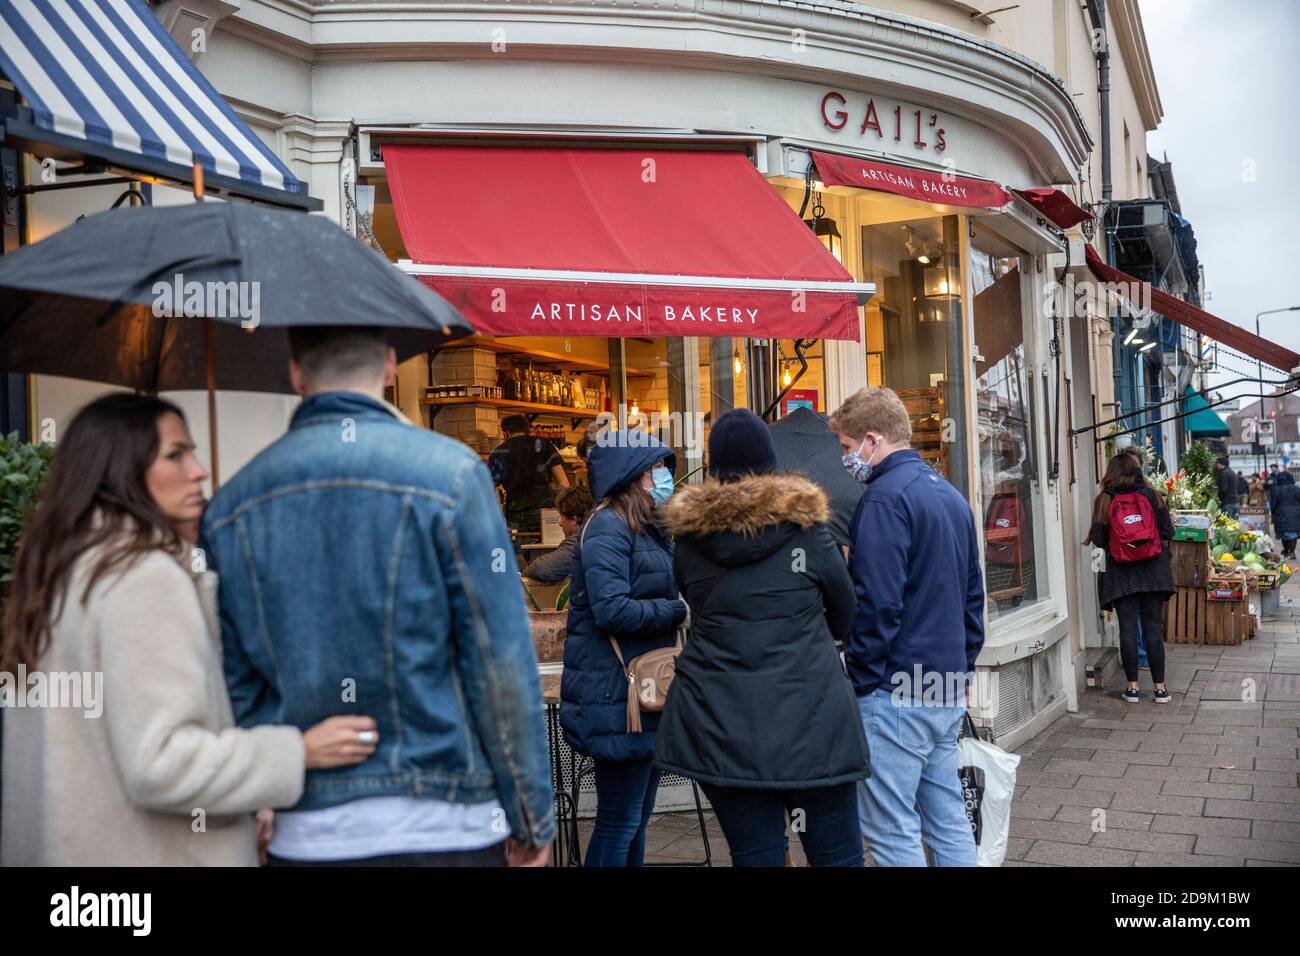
top-left (1, 394), bottom-right (376, 866)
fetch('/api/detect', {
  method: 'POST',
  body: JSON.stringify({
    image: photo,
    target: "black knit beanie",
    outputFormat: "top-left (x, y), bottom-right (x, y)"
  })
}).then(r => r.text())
top-left (708, 408), bottom-right (777, 482)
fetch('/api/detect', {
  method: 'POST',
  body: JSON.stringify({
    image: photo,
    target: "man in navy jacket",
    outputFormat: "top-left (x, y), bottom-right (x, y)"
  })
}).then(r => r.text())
top-left (829, 387), bottom-right (985, 867)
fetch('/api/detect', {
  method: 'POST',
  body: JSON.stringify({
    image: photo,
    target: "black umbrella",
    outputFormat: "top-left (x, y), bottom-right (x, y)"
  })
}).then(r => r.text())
top-left (769, 406), bottom-right (864, 549)
top-left (0, 200), bottom-right (473, 482)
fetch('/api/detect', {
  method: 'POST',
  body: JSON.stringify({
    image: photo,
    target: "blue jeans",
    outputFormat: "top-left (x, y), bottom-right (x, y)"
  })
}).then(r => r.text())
top-left (585, 757), bottom-right (660, 867)
top-left (856, 689), bottom-right (976, 867)
top-left (701, 782), bottom-right (863, 867)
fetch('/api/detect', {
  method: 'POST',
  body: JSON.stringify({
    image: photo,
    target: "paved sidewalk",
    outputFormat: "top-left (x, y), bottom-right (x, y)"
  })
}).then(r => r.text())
top-left (1006, 582), bottom-right (1300, 867)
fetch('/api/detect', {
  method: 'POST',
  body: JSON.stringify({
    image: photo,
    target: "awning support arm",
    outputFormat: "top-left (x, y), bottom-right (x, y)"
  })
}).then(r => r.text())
top-left (1069, 374), bottom-right (1295, 439)
top-left (1086, 385), bottom-right (1300, 445)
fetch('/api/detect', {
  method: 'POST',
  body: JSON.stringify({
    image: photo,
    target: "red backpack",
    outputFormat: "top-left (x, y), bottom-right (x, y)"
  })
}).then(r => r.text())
top-left (1107, 491), bottom-right (1162, 562)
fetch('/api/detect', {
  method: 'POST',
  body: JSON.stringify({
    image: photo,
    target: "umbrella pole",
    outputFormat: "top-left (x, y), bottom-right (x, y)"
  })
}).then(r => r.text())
top-left (205, 317), bottom-right (220, 490)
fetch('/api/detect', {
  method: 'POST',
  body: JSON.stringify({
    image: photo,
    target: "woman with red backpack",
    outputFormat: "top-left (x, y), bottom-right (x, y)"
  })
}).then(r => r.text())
top-left (1085, 453), bottom-right (1175, 704)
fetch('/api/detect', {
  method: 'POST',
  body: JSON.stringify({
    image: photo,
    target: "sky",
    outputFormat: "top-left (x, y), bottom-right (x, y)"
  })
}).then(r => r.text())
top-left (1138, 0), bottom-right (1300, 393)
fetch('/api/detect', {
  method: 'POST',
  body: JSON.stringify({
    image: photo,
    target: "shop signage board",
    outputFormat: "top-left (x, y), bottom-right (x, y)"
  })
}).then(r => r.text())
top-left (783, 388), bottom-right (819, 414)
top-left (810, 150), bottom-right (1013, 209)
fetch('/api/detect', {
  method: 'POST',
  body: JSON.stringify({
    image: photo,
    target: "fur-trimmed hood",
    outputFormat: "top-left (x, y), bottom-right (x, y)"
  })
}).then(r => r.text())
top-left (664, 473), bottom-right (830, 567)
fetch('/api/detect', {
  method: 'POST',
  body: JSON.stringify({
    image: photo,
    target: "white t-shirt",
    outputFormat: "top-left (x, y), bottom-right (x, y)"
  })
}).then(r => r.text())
top-left (268, 796), bottom-right (506, 862)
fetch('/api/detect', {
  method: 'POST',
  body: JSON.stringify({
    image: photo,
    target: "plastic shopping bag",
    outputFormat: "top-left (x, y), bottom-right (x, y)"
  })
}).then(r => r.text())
top-left (957, 714), bottom-right (1020, 867)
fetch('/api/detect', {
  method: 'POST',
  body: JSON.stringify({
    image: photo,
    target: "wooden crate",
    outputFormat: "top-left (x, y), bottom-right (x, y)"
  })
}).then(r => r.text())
top-left (1170, 540), bottom-right (1210, 588)
top-left (1161, 585), bottom-right (1250, 646)
top-left (1163, 586), bottom-right (1206, 644)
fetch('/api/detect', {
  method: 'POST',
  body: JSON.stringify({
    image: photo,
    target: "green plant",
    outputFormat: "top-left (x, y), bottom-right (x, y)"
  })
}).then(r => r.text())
top-left (1180, 441), bottom-right (1217, 496)
top-left (0, 432), bottom-right (54, 602)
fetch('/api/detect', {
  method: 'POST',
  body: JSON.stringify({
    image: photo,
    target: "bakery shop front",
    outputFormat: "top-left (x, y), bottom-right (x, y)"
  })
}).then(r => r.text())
top-left (288, 0), bottom-right (1096, 747)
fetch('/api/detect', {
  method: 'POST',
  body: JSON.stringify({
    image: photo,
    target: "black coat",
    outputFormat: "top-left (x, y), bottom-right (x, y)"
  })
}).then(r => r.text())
top-left (653, 473), bottom-right (870, 789)
top-left (1217, 465), bottom-right (1240, 506)
top-left (1269, 471), bottom-right (1300, 535)
top-left (1089, 480), bottom-right (1175, 610)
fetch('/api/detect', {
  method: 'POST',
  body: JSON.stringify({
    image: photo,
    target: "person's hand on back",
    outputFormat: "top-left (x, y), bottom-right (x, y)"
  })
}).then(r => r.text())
top-left (303, 715), bottom-right (379, 769)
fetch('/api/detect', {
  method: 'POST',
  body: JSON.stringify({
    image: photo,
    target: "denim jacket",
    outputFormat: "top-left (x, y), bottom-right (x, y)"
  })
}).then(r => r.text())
top-left (199, 391), bottom-right (555, 846)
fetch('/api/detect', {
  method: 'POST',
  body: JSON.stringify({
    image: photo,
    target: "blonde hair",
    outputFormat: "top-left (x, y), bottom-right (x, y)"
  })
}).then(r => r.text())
top-left (828, 387), bottom-right (912, 444)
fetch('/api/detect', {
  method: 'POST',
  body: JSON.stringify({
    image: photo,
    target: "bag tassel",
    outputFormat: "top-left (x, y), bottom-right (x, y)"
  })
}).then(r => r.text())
top-left (626, 675), bottom-right (642, 734)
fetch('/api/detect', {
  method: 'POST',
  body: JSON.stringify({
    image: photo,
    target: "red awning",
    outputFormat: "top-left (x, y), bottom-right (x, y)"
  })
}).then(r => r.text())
top-left (384, 145), bottom-right (870, 340)
top-left (811, 150), bottom-right (1013, 208)
top-left (1013, 188), bottom-right (1092, 229)
top-left (1086, 246), bottom-right (1300, 372)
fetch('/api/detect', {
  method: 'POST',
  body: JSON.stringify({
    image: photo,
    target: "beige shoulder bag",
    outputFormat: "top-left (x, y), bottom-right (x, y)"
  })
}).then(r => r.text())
top-left (578, 507), bottom-right (724, 733)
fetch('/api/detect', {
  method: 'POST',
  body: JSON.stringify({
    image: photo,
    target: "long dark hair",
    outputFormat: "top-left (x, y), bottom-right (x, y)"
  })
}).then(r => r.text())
top-left (1085, 452), bottom-right (1165, 544)
top-left (2, 394), bottom-right (188, 672)
top-left (606, 474), bottom-right (658, 535)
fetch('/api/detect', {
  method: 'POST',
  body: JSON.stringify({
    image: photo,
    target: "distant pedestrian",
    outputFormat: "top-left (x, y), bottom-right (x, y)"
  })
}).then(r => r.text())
top-left (1268, 470), bottom-right (1300, 558)
top-left (560, 433), bottom-right (687, 867)
top-left (1215, 457), bottom-right (1239, 518)
top-left (656, 409), bottom-right (869, 867)
top-left (1086, 453), bottom-right (1174, 704)
top-left (1248, 473), bottom-right (1268, 509)
top-left (830, 387), bottom-right (985, 868)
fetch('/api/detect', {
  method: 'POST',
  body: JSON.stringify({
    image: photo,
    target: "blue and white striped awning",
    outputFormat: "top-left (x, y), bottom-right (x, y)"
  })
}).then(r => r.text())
top-left (0, 0), bottom-right (315, 208)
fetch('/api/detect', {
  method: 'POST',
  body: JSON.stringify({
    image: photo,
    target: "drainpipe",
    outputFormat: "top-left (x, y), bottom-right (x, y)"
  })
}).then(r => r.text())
top-left (1087, 0), bottom-right (1121, 444)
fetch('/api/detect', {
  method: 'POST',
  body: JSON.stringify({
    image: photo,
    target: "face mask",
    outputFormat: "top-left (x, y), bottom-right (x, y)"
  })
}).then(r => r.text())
top-left (648, 465), bottom-right (675, 506)
top-left (842, 435), bottom-right (880, 484)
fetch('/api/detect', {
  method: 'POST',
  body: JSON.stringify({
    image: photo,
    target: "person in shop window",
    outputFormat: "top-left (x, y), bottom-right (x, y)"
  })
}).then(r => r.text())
top-left (489, 414), bottom-right (570, 534)
top-left (521, 486), bottom-right (594, 584)
top-left (830, 387), bottom-right (984, 867)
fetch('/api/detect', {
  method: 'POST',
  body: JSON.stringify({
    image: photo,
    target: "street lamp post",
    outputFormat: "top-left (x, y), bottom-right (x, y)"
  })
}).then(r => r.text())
top-left (1256, 306), bottom-right (1300, 476)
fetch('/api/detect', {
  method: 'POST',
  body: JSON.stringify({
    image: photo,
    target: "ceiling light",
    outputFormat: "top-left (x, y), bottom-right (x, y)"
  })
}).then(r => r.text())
top-left (1139, 341), bottom-right (1157, 352)
top-left (1122, 328), bottom-right (1138, 346)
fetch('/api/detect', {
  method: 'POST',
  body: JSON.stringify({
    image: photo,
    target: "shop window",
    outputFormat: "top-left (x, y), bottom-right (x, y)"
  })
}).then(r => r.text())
top-left (858, 212), bottom-right (968, 497)
top-left (970, 226), bottom-right (1048, 621)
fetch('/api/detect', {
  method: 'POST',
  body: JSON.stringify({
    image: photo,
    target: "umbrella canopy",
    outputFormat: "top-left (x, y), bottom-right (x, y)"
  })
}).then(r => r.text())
top-left (0, 201), bottom-right (474, 393)
top-left (768, 406), bottom-right (864, 549)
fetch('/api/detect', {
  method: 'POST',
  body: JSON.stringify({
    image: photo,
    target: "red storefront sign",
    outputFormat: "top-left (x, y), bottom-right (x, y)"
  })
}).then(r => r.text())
top-left (413, 274), bottom-right (862, 340)
top-left (386, 144), bottom-right (872, 341)
top-left (810, 150), bottom-right (1013, 209)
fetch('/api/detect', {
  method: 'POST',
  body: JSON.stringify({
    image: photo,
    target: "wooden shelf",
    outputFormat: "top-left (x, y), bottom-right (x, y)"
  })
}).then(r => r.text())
top-left (420, 395), bottom-right (602, 421)
top-left (439, 335), bottom-right (654, 378)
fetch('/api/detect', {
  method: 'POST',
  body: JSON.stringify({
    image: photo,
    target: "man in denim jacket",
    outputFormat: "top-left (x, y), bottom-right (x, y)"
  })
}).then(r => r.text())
top-left (200, 326), bottom-right (554, 866)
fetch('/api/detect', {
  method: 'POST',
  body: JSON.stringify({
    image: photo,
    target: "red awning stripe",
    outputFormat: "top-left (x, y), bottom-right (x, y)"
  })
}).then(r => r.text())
top-left (385, 144), bottom-right (870, 340)
top-left (811, 150), bottom-right (1013, 209)
top-left (1085, 245), bottom-right (1299, 372)
top-left (1013, 188), bottom-right (1093, 229)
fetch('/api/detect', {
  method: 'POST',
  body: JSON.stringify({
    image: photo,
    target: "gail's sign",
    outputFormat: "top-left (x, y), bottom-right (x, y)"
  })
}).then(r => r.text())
top-left (819, 91), bottom-right (948, 154)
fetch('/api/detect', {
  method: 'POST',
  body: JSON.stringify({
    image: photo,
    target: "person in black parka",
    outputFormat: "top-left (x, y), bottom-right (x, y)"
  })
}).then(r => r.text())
top-left (1087, 453), bottom-right (1175, 704)
top-left (655, 409), bottom-right (870, 867)
top-left (1268, 469), bottom-right (1300, 557)
top-left (560, 432), bottom-right (687, 867)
